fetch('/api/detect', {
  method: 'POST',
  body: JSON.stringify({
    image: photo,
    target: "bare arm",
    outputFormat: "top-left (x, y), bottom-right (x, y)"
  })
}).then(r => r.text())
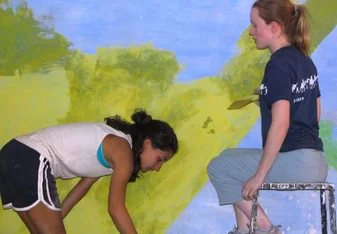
top-left (104, 135), bottom-right (137, 234)
top-left (317, 97), bottom-right (321, 122)
top-left (61, 177), bottom-right (99, 218)
top-left (255, 100), bottom-right (290, 178)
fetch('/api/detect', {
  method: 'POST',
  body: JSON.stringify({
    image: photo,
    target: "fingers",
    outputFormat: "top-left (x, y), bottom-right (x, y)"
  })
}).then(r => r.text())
top-left (253, 88), bottom-right (260, 95)
top-left (242, 186), bottom-right (257, 201)
top-left (248, 189), bottom-right (256, 200)
top-left (242, 185), bottom-right (250, 201)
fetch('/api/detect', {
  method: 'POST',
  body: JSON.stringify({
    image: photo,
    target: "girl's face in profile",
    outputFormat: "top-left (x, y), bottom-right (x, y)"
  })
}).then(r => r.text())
top-left (140, 139), bottom-right (173, 173)
top-left (249, 7), bottom-right (274, 50)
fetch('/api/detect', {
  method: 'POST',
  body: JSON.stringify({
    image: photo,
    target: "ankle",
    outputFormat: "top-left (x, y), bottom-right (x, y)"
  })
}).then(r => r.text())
top-left (257, 224), bottom-right (281, 232)
top-left (236, 224), bottom-right (249, 232)
top-left (257, 225), bottom-right (272, 232)
top-left (257, 221), bottom-right (272, 230)
top-left (233, 225), bottom-right (249, 234)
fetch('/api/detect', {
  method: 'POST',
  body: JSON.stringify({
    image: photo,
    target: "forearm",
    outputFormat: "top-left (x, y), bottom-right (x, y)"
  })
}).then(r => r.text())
top-left (109, 207), bottom-right (137, 234)
top-left (61, 185), bottom-right (90, 218)
top-left (256, 123), bottom-right (288, 177)
top-left (61, 177), bottom-right (98, 218)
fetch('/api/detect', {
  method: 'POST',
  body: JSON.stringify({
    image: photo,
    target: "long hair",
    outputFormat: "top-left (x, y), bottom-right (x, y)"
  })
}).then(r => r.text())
top-left (104, 109), bottom-right (178, 182)
top-left (253, 0), bottom-right (311, 56)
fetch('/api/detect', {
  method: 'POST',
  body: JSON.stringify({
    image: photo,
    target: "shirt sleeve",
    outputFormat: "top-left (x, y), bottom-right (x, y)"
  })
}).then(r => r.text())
top-left (264, 64), bottom-right (292, 107)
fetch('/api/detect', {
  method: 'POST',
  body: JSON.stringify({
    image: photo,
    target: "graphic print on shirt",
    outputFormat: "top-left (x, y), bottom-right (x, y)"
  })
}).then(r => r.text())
top-left (259, 84), bottom-right (268, 95)
top-left (260, 74), bottom-right (319, 104)
top-left (292, 75), bottom-right (318, 93)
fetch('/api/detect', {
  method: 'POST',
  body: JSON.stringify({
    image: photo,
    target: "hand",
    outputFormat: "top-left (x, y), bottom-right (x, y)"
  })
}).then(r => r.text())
top-left (242, 173), bottom-right (266, 201)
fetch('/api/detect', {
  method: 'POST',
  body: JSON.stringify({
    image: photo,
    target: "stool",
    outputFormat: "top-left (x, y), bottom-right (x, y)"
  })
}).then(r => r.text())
top-left (249, 183), bottom-right (336, 234)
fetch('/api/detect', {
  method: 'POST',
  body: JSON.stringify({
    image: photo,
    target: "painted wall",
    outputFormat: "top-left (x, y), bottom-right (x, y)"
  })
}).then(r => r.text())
top-left (0, 0), bottom-right (336, 233)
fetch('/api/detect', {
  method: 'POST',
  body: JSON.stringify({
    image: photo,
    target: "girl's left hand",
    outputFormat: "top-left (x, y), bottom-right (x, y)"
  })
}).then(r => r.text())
top-left (242, 173), bottom-right (265, 201)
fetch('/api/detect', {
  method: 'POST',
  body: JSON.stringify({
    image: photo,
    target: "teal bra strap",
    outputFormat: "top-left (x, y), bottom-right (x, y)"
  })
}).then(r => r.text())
top-left (97, 143), bottom-right (110, 168)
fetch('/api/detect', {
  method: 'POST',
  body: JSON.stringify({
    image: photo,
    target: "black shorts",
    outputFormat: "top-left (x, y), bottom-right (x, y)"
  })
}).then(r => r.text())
top-left (0, 139), bottom-right (61, 211)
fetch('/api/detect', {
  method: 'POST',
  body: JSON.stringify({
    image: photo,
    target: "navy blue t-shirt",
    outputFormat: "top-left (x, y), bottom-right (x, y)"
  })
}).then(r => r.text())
top-left (259, 45), bottom-right (323, 152)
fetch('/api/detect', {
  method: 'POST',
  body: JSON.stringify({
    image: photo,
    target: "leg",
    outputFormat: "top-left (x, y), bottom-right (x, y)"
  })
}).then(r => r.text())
top-left (24, 202), bottom-right (66, 234)
top-left (235, 200), bottom-right (272, 230)
top-left (207, 148), bottom-right (327, 233)
top-left (233, 204), bottom-right (250, 231)
top-left (207, 148), bottom-right (273, 232)
top-left (17, 211), bottom-right (38, 234)
top-left (1, 141), bottom-right (64, 233)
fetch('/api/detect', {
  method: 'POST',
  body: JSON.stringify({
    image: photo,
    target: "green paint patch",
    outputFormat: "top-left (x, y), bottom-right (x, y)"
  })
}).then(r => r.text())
top-left (320, 121), bottom-right (337, 169)
top-left (0, 1), bottom-right (71, 76)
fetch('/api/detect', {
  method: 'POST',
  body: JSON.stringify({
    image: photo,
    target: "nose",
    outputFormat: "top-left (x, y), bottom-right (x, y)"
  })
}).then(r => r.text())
top-left (249, 26), bottom-right (254, 36)
top-left (154, 164), bottom-right (162, 172)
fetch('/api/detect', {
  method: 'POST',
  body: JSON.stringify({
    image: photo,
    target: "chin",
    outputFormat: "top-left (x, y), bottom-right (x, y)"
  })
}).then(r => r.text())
top-left (256, 44), bottom-right (268, 50)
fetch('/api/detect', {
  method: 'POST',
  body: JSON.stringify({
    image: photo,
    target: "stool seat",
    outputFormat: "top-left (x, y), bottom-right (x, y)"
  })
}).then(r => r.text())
top-left (259, 182), bottom-right (335, 191)
top-left (249, 182), bottom-right (336, 234)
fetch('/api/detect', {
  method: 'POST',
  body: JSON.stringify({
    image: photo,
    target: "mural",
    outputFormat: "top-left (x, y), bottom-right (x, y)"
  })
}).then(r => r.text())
top-left (0, 0), bottom-right (336, 233)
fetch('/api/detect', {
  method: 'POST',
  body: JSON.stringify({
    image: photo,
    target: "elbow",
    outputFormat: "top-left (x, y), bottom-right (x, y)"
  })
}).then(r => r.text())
top-left (108, 206), bottom-right (117, 217)
top-left (109, 208), bottom-right (118, 220)
top-left (109, 209), bottom-right (116, 219)
top-left (108, 204), bottom-right (125, 218)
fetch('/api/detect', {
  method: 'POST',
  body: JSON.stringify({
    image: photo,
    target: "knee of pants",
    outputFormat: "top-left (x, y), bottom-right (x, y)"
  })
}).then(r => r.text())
top-left (207, 156), bottom-right (225, 180)
top-left (207, 149), bottom-right (236, 179)
top-left (207, 157), bottom-right (217, 178)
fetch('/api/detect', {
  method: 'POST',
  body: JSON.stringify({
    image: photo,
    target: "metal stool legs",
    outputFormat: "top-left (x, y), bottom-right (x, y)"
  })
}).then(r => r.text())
top-left (248, 183), bottom-right (337, 234)
top-left (321, 190), bottom-right (328, 234)
top-left (328, 187), bottom-right (337, 233)
top-left (249, 191), bottom-right (259, 234)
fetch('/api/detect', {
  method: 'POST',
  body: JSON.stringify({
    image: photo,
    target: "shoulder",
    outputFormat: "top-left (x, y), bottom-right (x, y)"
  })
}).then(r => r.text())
top-left (102, 135), bottom-right (133, 169)
top-left (265, 47), bottom-right (300, 80)
top-left (95, 123), bottom-right (133, 148)
top-left (103, 134), bottom-right (132, 154)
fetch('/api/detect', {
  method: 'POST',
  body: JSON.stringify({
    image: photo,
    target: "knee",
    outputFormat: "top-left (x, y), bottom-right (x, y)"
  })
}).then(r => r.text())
top-left (207, 157), bottom-right (218, 177)
top-left (207, 158), bottom-right (219, 184)
top-left (207, 149), bottom-right (235, 178)
top-left (207, 153), bottom-right (228, 177)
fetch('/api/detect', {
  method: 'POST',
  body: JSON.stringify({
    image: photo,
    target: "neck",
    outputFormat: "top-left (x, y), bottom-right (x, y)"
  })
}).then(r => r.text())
top-left (269, 37), bottom-right (292, 54)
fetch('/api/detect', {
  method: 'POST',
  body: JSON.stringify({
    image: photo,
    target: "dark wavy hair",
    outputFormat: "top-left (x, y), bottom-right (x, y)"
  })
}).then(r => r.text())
top-left (104, 109), bottom-right (178, 182)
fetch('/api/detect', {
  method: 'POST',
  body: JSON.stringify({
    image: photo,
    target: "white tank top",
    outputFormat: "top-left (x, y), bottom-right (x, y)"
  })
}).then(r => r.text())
top-left (15, 122), bottom-right (132, 179)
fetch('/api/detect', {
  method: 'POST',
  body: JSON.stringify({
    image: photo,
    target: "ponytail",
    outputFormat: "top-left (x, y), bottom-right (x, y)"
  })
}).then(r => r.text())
top-left (291, 4), bottom-right (311, 57)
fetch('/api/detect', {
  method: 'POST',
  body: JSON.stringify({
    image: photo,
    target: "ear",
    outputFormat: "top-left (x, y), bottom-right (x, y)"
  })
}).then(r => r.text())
top-left (271, 21), bottom-right (282, 37)
top-left (270, 21), bottom-right (278, 33)
top-left (143, 139), bottom-right (152, 149)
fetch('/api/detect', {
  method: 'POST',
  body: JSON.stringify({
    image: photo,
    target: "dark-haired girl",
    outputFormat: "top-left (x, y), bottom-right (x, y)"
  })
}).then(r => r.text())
top-left (0, 110), bottom-right (178, 234)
